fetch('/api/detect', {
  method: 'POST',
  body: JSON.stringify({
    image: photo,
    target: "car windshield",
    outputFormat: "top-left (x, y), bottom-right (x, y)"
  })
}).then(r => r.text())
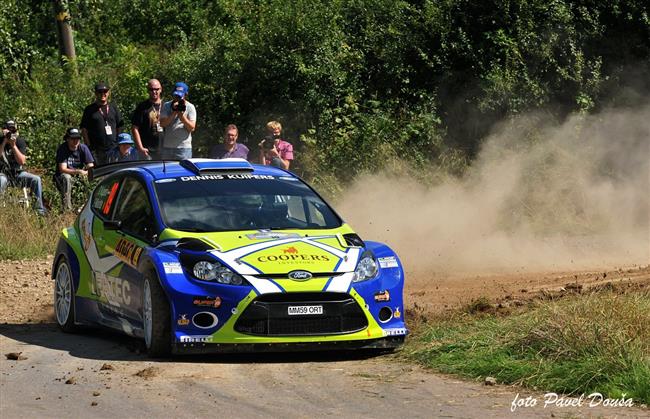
top-left (154, 173), bottom-right (342, 232)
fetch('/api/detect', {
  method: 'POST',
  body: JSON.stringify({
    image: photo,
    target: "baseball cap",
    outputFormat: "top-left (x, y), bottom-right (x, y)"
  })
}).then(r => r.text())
top-left (94, 81), bottom-right (110, 92)
top-left (66, 127), bottom-right (82, 139)
top-left (172, 82), bottom-right (189, 98)
top-left (4, 120), bottom-right (16, 130)
top-left (117, 133), bottom-right (134, 145)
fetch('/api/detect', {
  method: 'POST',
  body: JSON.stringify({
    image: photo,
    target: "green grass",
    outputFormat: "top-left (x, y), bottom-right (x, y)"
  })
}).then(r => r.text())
top-left (0, 203), bottom-right (76, 260)
top-left (404, 289), bottom-right (650, 404)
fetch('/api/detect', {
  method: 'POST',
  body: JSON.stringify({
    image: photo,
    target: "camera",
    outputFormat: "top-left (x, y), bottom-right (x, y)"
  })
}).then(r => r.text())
top-left (261, 135), bottom-right (275, 150)
top-left (172, 99), bottom-right (186, 113)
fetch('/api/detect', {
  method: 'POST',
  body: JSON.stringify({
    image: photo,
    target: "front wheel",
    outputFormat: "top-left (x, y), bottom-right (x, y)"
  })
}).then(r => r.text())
top-left (142, 272), bottom-right (171, 357)
top-left (54, 258), bottom-right (77, 332)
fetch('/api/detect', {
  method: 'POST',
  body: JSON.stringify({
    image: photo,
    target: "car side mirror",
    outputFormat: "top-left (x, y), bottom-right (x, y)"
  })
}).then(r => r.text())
top-left (103, 220), bottom-right (122, 230)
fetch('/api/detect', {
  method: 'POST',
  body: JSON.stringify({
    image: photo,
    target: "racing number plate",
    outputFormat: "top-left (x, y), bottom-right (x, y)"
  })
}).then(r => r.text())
top-left (287, 305), bottom-right (323, 315)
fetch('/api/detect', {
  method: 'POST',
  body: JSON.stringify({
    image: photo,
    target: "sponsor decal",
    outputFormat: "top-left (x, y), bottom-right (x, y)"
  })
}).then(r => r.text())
top-left (180, 174), bottom-right (274, 182)
top-left (177, 314), bottom-right (190, 326)
top-left (288, 270), bottom-right (312, 281)
top-left (192, 296), bottom-right (222, 308)
top-left (114, 238), bottom-right (143, 268)
top-left (383, 327), bottom-right (408, 336)
top-left (179, 335), bottom-right (212, 343)
top-left (163, 262), bottom-right (183, 274)
top-left (394, 307), bottom-right (401, 318)
top-left (256, 247), bottom-right (330, 263)
top-left (378, 256), bottom-right (398, 268)
top-left (374, 290), bottom-right (390, 302)
top-left (246, 231), bottom-right (301, 240)
top-left (80, 218), bottom-right (92, 252)
top-left (96, 273), bottom-right (131, 307)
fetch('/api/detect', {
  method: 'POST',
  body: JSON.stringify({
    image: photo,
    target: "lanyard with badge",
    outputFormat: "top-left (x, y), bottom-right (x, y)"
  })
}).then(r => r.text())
top-left (98, 104), bottom-right (112, 135)
top-left (153, 103), bottom-right (163, 133)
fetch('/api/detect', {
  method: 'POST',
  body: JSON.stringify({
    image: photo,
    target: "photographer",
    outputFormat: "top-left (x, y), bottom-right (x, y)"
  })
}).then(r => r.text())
top-left (160, 82), bottom-right (196, 160)
top-left (0, 120), bottom-right (46, 215)
top-left (54, 128), bottom-right (95, 212)
top-left (258, 120), bottom-right (293, 170)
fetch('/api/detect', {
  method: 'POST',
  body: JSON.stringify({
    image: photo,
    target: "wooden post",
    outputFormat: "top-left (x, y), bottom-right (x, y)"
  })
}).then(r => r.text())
top-left (52, 0), bottom-right (77, 69)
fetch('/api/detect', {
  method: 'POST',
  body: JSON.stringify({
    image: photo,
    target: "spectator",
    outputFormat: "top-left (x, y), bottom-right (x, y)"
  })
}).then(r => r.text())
top-left (258, 120), bottom-right (293, 170)
top-left (160, 81), bottom-right (196, 160)
top-left (54, 128), bottom-right (95, 211)
top-left (80, 81), bottom-right (124, 165)
top-left (209, 124), bottom-right (249, 160)
top-left (132, 78), bottom-right (163, 160)
top-left (106, 133), bottom-right (141, 163)
top-left (0, 120), bottom-right (46, 215)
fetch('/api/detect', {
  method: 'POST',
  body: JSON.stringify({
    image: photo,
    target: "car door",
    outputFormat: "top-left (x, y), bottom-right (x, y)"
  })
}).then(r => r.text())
top-left (94, 175), bottom-right (158, 329)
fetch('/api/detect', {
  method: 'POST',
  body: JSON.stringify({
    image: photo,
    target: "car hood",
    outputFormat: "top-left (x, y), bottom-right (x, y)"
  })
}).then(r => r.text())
top-left (161, 227), bottom-right (362, 275)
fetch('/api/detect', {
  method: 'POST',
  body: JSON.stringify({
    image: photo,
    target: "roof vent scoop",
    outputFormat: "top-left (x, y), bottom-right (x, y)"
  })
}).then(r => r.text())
top-left (180, 158), bottom-right (253, 175)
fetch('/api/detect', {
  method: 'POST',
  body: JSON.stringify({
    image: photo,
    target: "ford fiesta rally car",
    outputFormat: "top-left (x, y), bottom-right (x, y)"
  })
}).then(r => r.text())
top-left (53, 159), bottom-right (407, 356)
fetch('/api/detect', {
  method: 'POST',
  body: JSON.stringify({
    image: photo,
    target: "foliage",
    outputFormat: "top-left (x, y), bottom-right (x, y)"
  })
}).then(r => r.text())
top-left (0, 202), bottom-right (76, 260)
top-left (0, 0), bottom-right (648, 191)
top-left (404, 289), bottom-right (650, 403)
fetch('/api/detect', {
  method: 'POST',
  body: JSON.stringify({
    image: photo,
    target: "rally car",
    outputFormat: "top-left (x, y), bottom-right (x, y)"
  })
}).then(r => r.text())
top-left (53, 158), bottom-right (407, 356)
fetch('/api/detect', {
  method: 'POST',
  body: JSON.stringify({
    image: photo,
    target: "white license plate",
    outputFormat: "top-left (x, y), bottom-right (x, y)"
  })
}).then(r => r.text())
top-left (287, 305), bottom-right (323, 315)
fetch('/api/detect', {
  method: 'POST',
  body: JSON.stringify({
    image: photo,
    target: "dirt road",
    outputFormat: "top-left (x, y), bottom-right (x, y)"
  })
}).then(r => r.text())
top-left (1, 258), bottom-right (648, 418)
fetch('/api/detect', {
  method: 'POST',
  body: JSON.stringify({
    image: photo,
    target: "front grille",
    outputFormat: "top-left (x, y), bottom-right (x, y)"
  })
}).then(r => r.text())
top-left (234, 292), bottom-right (368, 336)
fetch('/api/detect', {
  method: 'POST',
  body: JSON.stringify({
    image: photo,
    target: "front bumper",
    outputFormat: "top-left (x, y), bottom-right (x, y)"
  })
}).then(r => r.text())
top-left (172, 335), bottom-right (405, 354)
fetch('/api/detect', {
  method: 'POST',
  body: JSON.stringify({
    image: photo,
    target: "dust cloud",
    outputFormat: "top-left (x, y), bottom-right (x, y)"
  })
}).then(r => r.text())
top-left (337, 105), bottom-right (650, 274)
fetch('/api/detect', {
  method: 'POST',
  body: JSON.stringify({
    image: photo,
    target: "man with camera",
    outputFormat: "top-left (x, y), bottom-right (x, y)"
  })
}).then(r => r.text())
top-left (54, 128), bottom-right (95, 212)
top-left (132, 79), bottom-right (164, 160)
top-left (80, 82), bottom-right (124, 166)
top-left (0, 120), bottom-right (46, 215)
top-left (258, 120), bottom-right (293, 170)
top-left (209, 124), bottom-right (249, 160)
top-left (160, 81), bottom-right (196, 160)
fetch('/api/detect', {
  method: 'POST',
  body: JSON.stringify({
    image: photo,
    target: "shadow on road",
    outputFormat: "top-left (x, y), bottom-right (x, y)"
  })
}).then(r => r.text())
top-left (0, 323), bottom-right (392, 364)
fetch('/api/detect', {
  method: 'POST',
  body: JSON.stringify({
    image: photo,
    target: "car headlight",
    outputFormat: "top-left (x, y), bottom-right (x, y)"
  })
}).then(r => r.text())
top-left (352, 252), bottom-right (378, 282)
top-left (193, 260), bottom-right (244, 285)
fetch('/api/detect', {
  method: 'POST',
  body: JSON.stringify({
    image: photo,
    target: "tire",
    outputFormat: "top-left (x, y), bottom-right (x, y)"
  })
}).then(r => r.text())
top-left (54, 258), bottom-right (77, 332)
top-left (142, 271), bottom-right (171, 357)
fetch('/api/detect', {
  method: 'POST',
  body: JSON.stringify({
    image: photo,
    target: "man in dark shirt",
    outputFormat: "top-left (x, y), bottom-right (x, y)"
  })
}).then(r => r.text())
top-left (80, 81), bottom-right (123, 166)
top-left (132, 78), bottom-right (163, 160)
top-left (54, 127), bottom-right (95, 211)
top-left (0, 120), bottom-right (46, 215)
top-left (209, 124), bottom-right (249, 160)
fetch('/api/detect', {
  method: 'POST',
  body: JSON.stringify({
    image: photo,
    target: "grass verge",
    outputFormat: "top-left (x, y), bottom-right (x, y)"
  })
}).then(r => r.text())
top-left (403, 288), bottom-right (650, 404)
top-left (0, 203), bottom-right (76, 260)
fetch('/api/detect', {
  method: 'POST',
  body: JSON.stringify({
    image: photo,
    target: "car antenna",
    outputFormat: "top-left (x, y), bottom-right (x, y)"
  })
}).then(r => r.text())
top-left (163, 159), bottom-right (166, 173)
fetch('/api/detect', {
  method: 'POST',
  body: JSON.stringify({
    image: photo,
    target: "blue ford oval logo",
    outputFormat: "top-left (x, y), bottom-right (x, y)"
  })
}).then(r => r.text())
top-left (288, 270), bottom-right (312, 281)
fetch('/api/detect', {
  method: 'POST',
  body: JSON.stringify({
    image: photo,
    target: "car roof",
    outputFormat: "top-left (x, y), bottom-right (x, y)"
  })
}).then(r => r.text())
top-left (91, 158), bottom-right (293, 181)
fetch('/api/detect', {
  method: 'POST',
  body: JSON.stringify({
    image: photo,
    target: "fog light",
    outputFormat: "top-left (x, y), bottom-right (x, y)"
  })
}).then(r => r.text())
top-left (378, 307), bottom-right (393, 323)
top-left (192, 312), bottom-right (218, 329)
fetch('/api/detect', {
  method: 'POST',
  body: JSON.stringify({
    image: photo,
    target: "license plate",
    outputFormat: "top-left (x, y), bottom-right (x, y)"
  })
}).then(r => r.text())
top-left (287, 305), bottom-right (323, 315)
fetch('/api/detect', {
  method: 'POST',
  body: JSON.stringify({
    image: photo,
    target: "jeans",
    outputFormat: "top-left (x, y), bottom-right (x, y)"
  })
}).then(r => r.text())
top-left (0, 171), bottom-right (46, 215)
top-left (161, 148), bottom-right (192, 160)
top-left (54, 173), bottom-right (76, 211)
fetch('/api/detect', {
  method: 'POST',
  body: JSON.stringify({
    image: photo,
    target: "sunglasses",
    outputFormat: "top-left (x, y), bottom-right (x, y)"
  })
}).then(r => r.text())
top-left (95, 89), bottom-right (109, 94)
